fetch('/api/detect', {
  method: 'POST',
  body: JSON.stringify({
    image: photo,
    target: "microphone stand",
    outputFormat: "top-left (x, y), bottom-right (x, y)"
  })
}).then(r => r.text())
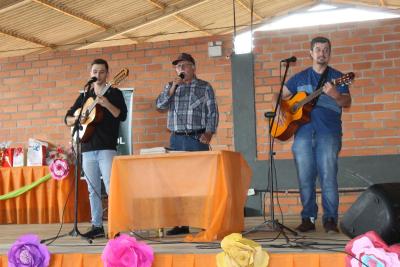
top-left (69, 103), bottom-right (85, 238)
top-left (41, 84), bottom-right (92, 244)
top-left (244, 60), bottom-right (297, 240)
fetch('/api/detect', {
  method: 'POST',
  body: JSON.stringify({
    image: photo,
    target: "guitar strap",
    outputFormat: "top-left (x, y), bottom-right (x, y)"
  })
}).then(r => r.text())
top-left (311, 66), bottom-right (329, 106)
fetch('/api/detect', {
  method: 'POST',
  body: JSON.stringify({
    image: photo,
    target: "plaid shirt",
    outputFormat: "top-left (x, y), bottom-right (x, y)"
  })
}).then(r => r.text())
top-left (156, 77), bottom-right (219, 133)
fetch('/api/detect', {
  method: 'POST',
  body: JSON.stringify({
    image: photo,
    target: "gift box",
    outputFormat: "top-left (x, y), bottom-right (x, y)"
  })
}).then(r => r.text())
top-left (13, 147), bottom-right (24, 167)
top-left (2, 148), bottom-right (14, 167)
top-left (27, 139), bottom-right (48, 166)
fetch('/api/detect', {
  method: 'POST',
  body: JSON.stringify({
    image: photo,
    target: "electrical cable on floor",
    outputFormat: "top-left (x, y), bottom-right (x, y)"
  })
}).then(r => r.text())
top-left (129, 230), bottom-right (219, 247)
top-left (40, 174), bottom-right (74, 245)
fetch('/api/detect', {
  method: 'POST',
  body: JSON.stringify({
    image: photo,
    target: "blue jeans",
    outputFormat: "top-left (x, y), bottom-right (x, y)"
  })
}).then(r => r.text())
top-left (170, 134), bottom-right (209, 151)
top-left (292, 129), bottom-right (341, 224)
top-left (82, 149), bottom-right (116, 227)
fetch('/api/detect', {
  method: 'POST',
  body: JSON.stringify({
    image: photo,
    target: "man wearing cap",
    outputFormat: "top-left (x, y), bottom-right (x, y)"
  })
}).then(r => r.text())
top-left (156, 52), bottom-right (219, 235)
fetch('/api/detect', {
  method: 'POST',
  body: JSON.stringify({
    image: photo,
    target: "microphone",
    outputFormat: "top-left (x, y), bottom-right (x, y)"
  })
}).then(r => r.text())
top-left (85, 76), bottom-right (97, 86)
top-left (280, 56), bottom-right (297, 63)
top-left (173, 73), bottom-right (185, 90)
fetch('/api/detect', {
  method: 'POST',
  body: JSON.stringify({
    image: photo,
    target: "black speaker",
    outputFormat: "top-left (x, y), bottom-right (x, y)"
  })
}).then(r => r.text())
top-left (340, 183), bottom-right (400, 245)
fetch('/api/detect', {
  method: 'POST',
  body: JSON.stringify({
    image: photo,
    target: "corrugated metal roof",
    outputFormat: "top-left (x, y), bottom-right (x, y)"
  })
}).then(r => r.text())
top-left (0, 0), bottom-right (399, 58)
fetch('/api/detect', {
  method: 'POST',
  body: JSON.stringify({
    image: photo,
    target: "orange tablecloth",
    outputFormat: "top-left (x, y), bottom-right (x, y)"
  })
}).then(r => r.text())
top-left (0, 166), bottom-right (90, 224)
top-left (108, 150), bottom-right (252, 241)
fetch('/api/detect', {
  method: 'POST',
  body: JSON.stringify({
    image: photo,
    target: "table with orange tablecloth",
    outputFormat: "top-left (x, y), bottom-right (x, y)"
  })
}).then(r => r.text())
top-left (108, 150), bottom-right (252, 241)
top-left (0, 166), bottom-right (90, 224)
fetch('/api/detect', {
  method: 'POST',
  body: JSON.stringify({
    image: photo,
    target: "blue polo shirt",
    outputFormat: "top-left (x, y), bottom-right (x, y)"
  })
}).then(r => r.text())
top-left (285, 67), bottom-right (349, 135)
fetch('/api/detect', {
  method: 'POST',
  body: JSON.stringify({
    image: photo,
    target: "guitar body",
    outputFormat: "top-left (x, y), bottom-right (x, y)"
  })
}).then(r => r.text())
top-left (270, 92), bottom-right (312, 141)
top-left (73, 97), bottom-right (104, 143)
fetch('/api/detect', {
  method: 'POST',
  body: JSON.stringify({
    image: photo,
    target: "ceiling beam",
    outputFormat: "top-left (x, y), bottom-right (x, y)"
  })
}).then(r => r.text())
top-left (236, 0), bottom-right (263, 20)
top-left (135, 33), bottom-right (165, 44)
top-left (0, 0), bottom-right (30, 15)
top-left (173, 15), bottom-right (211, 36)
top-left (147, 0), bottom-right (212, 36)
top-left (0, 1), bottom-right (52, 50)
top-left (214, 0), bottom-right (273, 36)
top-left (147, 0), bottom-right (165, 9)
top-left (42, 0), bottom-right (210, 52)
top-left (31, 0), bottom-right (108, 29)
top-left (216, 0), bottom-right (317, 36)
top-left (0, 27), bottom-right (52, 48)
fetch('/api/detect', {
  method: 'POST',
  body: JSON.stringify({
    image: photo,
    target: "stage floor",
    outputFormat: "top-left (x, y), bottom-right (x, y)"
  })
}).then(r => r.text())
top-left (0, 216), bottom-right (350, 256)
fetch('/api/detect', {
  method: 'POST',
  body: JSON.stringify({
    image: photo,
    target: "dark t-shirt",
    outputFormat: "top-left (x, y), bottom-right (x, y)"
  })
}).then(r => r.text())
top-left (65, 86), bottom-right (127, 152)
top-left (285, 67), bottom-right (350, 135)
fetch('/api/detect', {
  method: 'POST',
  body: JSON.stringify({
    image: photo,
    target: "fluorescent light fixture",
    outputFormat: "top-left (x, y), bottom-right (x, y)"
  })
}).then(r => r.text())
top-left (234, 31), bottom-right (253, 54)
top-left (308, 4), bottom-right (337, 11)
top-left (234, 5), bottom-right (400, 54)
top-left (257, 8), bottom-right (399, 31)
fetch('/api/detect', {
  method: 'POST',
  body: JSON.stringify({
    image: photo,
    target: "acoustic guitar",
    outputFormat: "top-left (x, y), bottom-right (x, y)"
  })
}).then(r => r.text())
top-left (73, 68), bottom-right (129, 143)
top-left (270, 72), bottom-right (355, 141)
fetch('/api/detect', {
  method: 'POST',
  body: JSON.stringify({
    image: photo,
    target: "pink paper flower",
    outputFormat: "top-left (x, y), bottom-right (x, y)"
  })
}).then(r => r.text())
top-left (49, 158), bottom-right (69, 180)
top-left (345, 231), bottom-right (400, 267)
top-left (8, 234), bottom-right (50, 267)
top-left (101, 234), bottom-right (154, 267)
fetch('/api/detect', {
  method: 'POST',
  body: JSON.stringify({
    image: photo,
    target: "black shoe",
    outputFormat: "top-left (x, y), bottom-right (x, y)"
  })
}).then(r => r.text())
top-left (324, 218), bottom-right (339, 234)
top-left (295, 218), bottom-right (316, 232)
top-left (166, 226), bottom-right (189, 235)
top-left (81, 225), bottom-right (105, 239)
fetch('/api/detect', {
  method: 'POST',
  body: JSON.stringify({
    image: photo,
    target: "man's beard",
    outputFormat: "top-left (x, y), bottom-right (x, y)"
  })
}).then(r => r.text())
top-left (317, 57), bottom-right (327, 65)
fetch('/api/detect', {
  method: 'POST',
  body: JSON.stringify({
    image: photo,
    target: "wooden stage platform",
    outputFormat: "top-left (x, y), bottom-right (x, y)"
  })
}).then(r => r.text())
top-left (0, 216), bottom-right (350, 267)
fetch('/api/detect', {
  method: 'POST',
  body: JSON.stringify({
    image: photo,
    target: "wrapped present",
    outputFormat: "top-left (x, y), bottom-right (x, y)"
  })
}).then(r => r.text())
top-left (2, 148), bottom-right (14, 167)
top-left (12, 147), bottom-right (24, 167)
top-left (27, 139), bottom-right (48, 166)
top-left (0, 141), bottom-right (11, 167)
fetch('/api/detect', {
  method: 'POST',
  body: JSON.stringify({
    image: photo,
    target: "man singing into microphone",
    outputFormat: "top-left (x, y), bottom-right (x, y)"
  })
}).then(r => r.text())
top-left (275, 36), bottom-right (352, 234)
top-left (156, 53), bottom-right (219, 235)
top-left (65, 58), bottom-right (127, 239)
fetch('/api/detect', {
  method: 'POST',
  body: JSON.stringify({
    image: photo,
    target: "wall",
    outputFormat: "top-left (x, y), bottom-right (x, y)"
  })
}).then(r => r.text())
top-left (0, 36), bottom-right (233, 152)
top-left (253, 18), bottom-right (400, 160)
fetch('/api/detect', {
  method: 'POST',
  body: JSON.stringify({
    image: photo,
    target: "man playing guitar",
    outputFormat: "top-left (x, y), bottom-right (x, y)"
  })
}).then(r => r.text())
top-left (275, 36), bottom-right (352, 234)
top-left (65, 58), bottom-right (127, 239)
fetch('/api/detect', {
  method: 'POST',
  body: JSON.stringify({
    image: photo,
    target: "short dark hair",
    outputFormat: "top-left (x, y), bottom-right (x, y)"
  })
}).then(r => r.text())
top-left (310, 36), bottom-right (331, 52)
top-left (91, 58), bottom-right (109, 72)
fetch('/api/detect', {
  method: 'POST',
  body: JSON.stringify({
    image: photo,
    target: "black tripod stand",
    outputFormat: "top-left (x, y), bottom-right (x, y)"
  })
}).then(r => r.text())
top-left (244, 59), bottom-right (297, 239)
top-left (41, 85), bottom-right (92, 245)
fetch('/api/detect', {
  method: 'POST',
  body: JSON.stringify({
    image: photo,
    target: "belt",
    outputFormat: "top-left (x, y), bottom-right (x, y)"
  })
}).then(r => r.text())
top-left (173, 129), bottom-right (206, 136)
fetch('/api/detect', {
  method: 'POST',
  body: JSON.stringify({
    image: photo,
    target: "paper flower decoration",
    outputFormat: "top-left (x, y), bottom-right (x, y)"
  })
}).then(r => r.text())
top-left (49, 158), bottom-right (70, 180)
top-left (216, 233), bottom-right (269, 267)
top-left (8, 234), bottom-right (51, 267)
top-left (345, 231), bottom-right (400, 267)
top-left (47, 146), bottom-right (70, 165)
top-left (101, 234), bottom-right (154, 267)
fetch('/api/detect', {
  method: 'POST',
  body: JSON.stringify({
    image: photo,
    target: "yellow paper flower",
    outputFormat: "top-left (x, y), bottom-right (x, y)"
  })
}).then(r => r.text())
top-left (216, 233), bottom-right (269, 267)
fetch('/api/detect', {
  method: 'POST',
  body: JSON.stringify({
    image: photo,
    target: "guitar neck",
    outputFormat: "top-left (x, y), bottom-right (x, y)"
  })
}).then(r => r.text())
top-left (300, 87), bottom-right (324, 106)
top-left (87, 83), bottom-right (112, 113)
top-left (297, 78), bottom-right (340, 107)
